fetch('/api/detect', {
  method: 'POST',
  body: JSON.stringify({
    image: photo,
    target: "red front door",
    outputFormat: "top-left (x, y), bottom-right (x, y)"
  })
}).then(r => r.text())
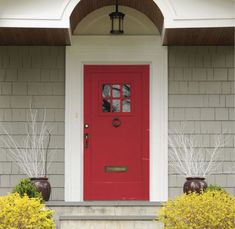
top-left (84, 65), bottom-right (149, 200)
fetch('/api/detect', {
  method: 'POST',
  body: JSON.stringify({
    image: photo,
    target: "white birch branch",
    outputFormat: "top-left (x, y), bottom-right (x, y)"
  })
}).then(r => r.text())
top-left (169, 127), bottom-right (230, 178)
top-left (0, 109), bottom-right (51, 178)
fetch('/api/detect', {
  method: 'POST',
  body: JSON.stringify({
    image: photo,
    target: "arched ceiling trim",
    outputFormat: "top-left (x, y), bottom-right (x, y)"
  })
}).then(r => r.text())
top-left (70, 0), bottom-right (164, 34)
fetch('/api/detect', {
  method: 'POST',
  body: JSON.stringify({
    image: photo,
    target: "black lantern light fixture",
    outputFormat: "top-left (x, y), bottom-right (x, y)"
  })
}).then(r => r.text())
top-left (109, 0), bottom-right (125, 34)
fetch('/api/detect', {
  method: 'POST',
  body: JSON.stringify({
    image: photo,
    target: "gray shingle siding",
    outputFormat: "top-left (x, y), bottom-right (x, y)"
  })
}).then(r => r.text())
top-left (0, 46), bottom-right (65, 201)
top-left (168, 46), bottom-right (235, 197)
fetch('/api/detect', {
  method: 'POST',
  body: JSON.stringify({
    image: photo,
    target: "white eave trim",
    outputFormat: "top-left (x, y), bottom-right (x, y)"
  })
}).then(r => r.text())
top-left (0, 19), bottom-right (70, 28)
top-left (0, 0), bottom-right (234, 30)
top-left (165, 18), bottom-right (235, 29)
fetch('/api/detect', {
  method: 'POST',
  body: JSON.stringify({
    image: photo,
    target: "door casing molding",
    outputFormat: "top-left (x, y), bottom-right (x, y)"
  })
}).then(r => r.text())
top-left (65, 35), bottom-right (168, 202)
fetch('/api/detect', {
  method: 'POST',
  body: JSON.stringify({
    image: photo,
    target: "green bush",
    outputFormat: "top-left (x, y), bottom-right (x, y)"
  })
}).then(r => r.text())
top-left (159, 190), bottom-right (235, 229)
top-left (12, 178), bottom-right (42, 200)
top-left (206, 184), bottom-right (225, 192)
top-left (0, 193), bottom-right (55, 229)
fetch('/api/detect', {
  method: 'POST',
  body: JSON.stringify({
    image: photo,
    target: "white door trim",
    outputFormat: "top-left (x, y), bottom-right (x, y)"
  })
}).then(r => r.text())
top-left (65, 35), bottom-right (168, 202)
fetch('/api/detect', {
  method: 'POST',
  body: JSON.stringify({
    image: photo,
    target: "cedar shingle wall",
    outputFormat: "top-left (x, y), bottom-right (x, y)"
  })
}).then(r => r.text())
top-left (168, 46), bottom-right (235, 197)
top-left (0, 46), bottom-right (65, 201)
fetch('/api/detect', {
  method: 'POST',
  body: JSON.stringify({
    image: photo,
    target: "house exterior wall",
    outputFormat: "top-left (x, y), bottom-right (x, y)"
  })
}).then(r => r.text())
top-left (0, 46), bottom-right (65, 201)
top-left (168, 46), bottom-right (235, 197)
top-left (0, 45), bottom-right (234, 201)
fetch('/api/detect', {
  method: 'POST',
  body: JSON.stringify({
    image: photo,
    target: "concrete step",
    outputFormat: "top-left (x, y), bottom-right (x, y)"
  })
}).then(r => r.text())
top-left (47, 201), bottom-right (162, 217)
top-left (59, 215), bottom-right (162, 229)
top-left (47, 201), bottom-right (163, 229)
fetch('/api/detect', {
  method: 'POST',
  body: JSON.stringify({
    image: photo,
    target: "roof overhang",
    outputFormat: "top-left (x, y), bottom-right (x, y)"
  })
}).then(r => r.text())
top-left (0, 0), bottom-right (234, 46)
top-left (0, 28), bottom-right (71, 45)
top-left (164, 27), bottom-right (234, 46)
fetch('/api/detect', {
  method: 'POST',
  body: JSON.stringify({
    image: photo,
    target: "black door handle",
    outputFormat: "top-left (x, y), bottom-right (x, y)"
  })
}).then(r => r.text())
top-left (84, 133), bottom-right (89, 149)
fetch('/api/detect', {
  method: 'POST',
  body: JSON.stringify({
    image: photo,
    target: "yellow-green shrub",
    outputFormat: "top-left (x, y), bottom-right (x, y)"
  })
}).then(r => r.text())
top-left (0, 193), bottom-right (55, 229)
top-left (159, 190), bottom-right (235, 229)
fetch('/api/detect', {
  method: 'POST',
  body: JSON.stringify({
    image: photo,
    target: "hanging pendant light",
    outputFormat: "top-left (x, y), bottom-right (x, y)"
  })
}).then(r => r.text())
top-left (109, 0), bottom-right (125, 34)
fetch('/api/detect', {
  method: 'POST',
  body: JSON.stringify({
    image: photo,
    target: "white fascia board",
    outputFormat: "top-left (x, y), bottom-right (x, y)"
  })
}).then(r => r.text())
top-left (153, 0), bottom-right (175, 18)
top-left (61, 0), bottom-right (81, 21)
top-left (0, 0), bottom-right (234, 29)
top-left (165, 18), bottom-right (235, 29)
top-left (155, 0), bottom-right (235, 29)
top-left (0, 0), bottom-right (71, 28)
top-left (166, 0), bottom-right (235, 19)
top-left (0, 19), bottom-right (70, 28)
top-left (0, 0), bottom-right (68, 19)
top-left (0, 0), bottom-right (79, 28)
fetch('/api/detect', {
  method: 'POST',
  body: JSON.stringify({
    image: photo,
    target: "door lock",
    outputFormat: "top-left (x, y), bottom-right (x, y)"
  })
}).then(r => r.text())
top-left (84, 133), bottom-right (89, 149)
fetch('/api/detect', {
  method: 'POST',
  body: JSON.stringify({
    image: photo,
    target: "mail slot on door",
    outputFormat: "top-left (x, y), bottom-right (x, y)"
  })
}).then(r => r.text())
top-left (105, 166), bottom-right (128, 173)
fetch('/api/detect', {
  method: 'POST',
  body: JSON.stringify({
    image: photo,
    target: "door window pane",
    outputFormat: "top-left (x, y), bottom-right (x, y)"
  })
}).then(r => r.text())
top-left (123, 84), bottom-right (130, 98)
top-left (123, 99), bottom-right (131, 112)
top-left (103, 99), bottom-right (110, 112)
top-left (112, 84), bottom-right (120, 98)
top-left (102, 84), bottom-right (110, 98)
top-left (112, 99), bottom-right (120, 112)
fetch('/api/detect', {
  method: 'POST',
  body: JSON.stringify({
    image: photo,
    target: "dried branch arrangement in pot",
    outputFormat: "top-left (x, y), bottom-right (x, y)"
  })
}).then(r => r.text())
top-left (168, 128), bottom-right (228, 178)
top-left (0, 109), bottom-right (51, 178)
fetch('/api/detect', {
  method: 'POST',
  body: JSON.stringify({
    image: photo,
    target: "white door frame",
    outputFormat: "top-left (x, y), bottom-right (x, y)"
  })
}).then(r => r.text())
top-left (65, 35), bottom-right (168, 202)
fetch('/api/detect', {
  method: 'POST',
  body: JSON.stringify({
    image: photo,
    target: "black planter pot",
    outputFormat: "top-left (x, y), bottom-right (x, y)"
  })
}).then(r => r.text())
top-left (183, 177), bottom-right (207, 194)
top-left (30, 177), bottom-right (51, 201)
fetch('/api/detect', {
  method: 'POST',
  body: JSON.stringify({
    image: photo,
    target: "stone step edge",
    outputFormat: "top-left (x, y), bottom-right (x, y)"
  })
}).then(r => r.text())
top-left (47, 201), bottom-right (163, 207)
top-left (60, 215), bottom-right (160, 221)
